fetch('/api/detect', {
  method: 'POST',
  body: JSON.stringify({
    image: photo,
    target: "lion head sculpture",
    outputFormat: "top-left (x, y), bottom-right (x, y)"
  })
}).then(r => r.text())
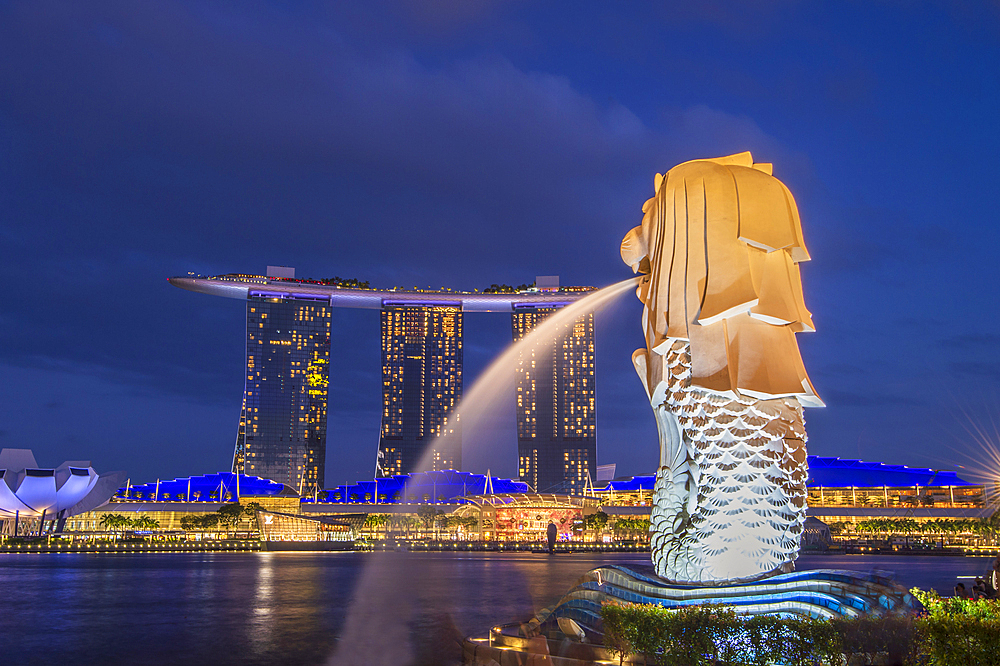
top-left (621, 151), bottom-right (821, 407)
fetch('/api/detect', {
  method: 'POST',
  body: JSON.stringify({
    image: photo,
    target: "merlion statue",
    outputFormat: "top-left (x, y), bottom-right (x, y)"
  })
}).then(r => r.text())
top-left (621, 152), bottom-right (823, 585)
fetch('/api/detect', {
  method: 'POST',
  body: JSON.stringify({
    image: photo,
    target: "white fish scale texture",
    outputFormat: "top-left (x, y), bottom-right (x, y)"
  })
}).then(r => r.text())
top-left (650, 341), bottom-right (809, 584)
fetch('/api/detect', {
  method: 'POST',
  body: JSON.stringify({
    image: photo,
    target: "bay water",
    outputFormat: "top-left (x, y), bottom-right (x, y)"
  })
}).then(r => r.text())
top-left (0, 551), bottom-right (990, 665)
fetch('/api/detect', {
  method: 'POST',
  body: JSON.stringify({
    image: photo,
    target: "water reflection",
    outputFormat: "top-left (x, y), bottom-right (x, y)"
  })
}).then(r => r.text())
top-left (0, 551), bottom-right (992, 665)
top-left (251, 553), bottom-right (275, 650)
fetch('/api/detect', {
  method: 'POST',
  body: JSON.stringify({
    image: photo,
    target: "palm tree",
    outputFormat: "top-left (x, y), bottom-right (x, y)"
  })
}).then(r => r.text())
top-left (363, 514), bottom-right (380, 539)
top-left (136, 516), bottom-right (159, 532)
top-left (100, 513), bottom-right (135, 541)
top-left (99, 513), bottom-right (118, 540)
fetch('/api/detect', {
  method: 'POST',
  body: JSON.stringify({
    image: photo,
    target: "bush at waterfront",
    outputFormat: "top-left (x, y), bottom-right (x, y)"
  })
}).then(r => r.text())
top-left (602, 603), bottom-right (846, 666)
top-left (601, 590), bottom-right (1000, 665)
top-left (910, 588), bottom-right (1000, 665)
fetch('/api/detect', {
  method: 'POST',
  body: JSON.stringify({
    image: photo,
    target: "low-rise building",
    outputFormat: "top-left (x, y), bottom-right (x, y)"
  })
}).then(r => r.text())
top-left (0, 448), bottom-right (125, 537)
top-left (594, 456), bottom-right (992, 528)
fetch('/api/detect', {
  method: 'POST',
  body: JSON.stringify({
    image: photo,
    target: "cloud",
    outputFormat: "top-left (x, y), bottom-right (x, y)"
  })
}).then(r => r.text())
top-left (4, 0), bottom-right (903, 483)
top-left (0, 2), bottom-right (665, 282)
top-left (660, 105), bottom-right (815, 181)
top-left (940, 334), bottom-right (1000, 351)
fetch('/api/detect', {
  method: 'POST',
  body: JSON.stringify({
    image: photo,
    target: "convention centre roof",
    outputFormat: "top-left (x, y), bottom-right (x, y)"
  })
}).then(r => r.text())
top-left (600, 456), bottom-right (978, 492)
top-left (458, 493), bottom-right (601, 509)
top-left (315, 470), bottom-right (530, 505)
top-left (116, 472), bottom-right (296, 502)
top-left (805, 456), bottom-right (977, 488)
top-left (168, 274), bottom-right (591, 312)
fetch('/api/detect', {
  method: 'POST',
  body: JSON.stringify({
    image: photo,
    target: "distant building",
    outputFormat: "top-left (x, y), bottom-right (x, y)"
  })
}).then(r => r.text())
top-left (596, 456), bottom-right (990, 523)
top-left (453, 493), bottom-right (601, 542)
top-left (377, 304), bottom-right (463, 476)
top-left (232, 294), bottom-right (331, 493)
top-left (319, 470), bottom-right (527, 505)
top-left (512, 281), bottom-right (597, 494)
top-left (117, 472), bottom-right (296, 503)
top-left (64, 472), bottom-right (305, 534)
top-left (805, 456), bottom-right (987, 522)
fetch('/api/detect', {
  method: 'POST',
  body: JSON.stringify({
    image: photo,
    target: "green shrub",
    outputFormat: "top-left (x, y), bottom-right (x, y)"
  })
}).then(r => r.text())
top-left (916, 613), bottom-right (1000, 666)
top-left (830, 614), bottom-right (915, 665)
top-left (601, 602), bottom-right (837, 665)
top-left (601, 592), bottom-right (1000, 666)
top-left (911, 588), bottom-right (1000, 666)
top-left (776, 616), bottom-right (844, 666)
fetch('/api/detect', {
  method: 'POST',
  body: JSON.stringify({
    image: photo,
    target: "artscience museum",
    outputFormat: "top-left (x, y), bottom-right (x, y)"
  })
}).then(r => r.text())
top-left (0, 448), bottom-right (125, 536)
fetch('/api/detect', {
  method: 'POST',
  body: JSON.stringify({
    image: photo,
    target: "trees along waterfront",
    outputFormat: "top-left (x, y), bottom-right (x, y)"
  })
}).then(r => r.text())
top-left (612, 517), bottom-right (651, 542)
top-left (851, 516), bottom-right (1000, 546)
top-left (362, 513), bottom-right (390, 538)
top-left (178, 502), bottom-right (261, 536)
top-left (98, 513), bottom-right (160, 541)
top-left (582, 511), bottom-right (609, 535)
top-left (360, 513), bottom-right (479, 540)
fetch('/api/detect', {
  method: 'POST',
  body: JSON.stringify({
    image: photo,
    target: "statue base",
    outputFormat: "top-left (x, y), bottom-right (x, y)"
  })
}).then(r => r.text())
top-left (463, 565), bottom-right (919, 665)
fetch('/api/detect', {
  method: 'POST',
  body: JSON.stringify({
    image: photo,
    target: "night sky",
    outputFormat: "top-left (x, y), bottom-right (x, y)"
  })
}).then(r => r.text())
top-left (1, 2), bottom-right (998, 487)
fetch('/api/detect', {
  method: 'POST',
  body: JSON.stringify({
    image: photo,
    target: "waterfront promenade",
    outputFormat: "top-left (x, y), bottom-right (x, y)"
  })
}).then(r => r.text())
top-left (0, 539), bottom-right (261, 554)
top-left (5, 537), bottom-right (1000, 556)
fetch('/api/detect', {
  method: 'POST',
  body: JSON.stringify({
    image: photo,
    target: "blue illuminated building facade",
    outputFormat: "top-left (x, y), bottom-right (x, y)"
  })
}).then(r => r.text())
top-left (116, 472), bottom-right (296, 502)
top-left (804, 457), bottom-right (976, 489)
top-left (115, 470), bottom-right (528, 506)
top-left (599, 456), bottom-right (987, 515)
top-left (601, 456), bottom-right (979, 492)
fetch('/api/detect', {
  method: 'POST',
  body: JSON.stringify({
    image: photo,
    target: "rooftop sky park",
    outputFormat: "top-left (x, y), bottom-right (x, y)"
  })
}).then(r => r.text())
top-left (168, 269), bottom-right (593, 311)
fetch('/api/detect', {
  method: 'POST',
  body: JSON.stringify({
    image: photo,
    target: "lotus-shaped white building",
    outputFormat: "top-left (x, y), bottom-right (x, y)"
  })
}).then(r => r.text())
top-left (0, 449), bottom-right (125, 534)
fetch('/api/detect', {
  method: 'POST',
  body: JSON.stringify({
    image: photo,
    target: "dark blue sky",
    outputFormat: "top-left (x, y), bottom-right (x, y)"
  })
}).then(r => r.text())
top-left (1, 1), bottom-right (998, 486)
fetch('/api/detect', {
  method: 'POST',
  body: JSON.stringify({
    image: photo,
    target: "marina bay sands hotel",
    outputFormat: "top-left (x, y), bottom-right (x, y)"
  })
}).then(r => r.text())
top-left (170, 268), bottom-right (597, 496)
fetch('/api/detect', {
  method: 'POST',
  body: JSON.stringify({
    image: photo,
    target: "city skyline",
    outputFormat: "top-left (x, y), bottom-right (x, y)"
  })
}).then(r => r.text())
top-left (178, 269), bottom-right (602, 489)
top-left (2, 5), bottom-right (998, 665)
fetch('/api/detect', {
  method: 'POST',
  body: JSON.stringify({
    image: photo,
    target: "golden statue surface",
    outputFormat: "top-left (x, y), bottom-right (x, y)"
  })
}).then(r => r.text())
top-left (622, 152), bottom-right (822, 584)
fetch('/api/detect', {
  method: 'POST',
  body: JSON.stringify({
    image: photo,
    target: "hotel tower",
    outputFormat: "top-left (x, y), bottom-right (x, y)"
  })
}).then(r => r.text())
top-left (512, 282), bottom-right (597, 494)
top-left (232, 290), bottom-right (331, 493)
top-left (376, 304), bottom-right (463, 476)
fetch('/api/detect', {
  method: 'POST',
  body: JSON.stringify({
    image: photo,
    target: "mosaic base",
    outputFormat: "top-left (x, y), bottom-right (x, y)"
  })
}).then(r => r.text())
top-left (537, 565), bottom-right (919, 637)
